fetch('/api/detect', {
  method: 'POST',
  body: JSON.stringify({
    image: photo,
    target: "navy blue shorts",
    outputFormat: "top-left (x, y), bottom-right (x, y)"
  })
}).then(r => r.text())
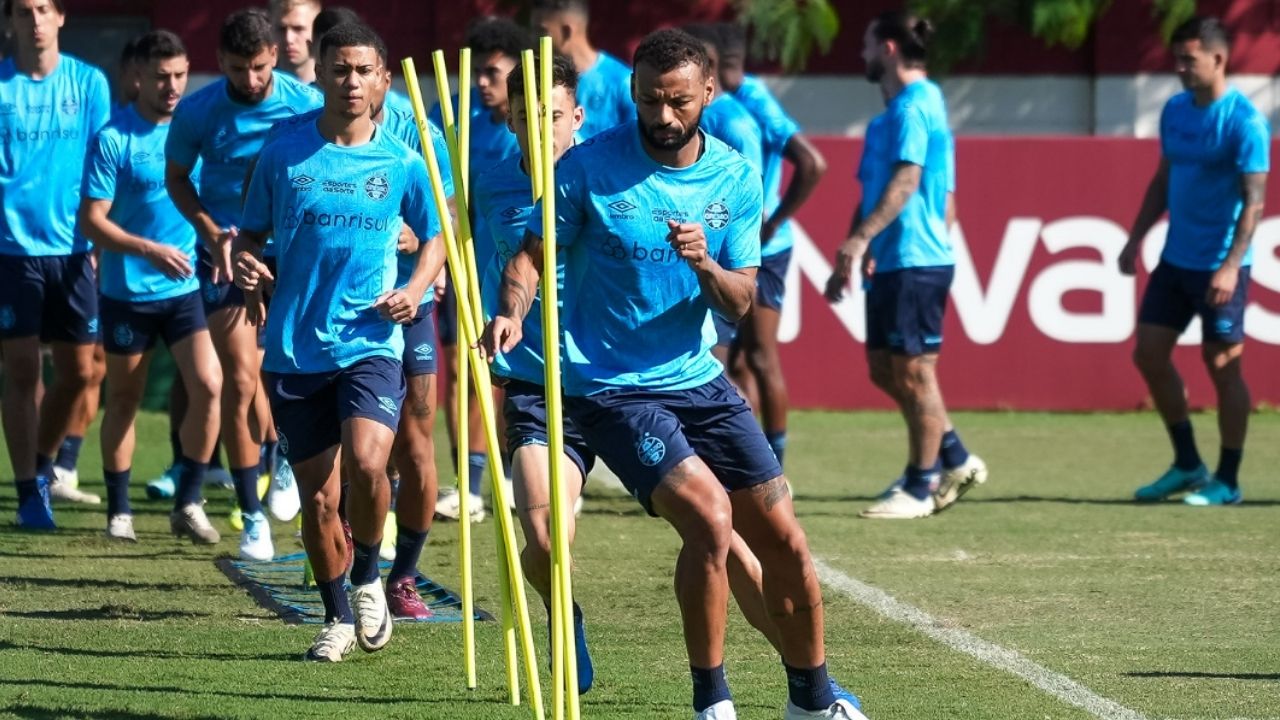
top-left (712, 312), bottom-right (736, 348)
top-left (565, 374), bottom-right (781, 516)
top-left (756, 249), bottom-right (791, 311)
top-left (503, 378), bottom-right (596, 481)
top-left (437, 280), bottom-right (457, 347)
top-left (402, 301), bottom-right (438, 376)
top-left (0, 253), bottom-right (99, 344)
top-left (866, 266), bottom-right (954, 356)
top-left (1138, 262), bottom-right (1249, 344)
top-left (101, 291), bottom-right (207, 355)
top-left (197, 258), bottom-right (248, 316)
top-left (266, 356), bottom-right (406, 464)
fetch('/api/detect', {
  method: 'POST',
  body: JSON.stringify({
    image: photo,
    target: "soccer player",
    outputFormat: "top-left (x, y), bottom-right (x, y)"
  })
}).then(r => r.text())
top-left (716, 23), bottom-right (829, 469)
top-left (79, 30), bottom-right (223, 546)
top-left (165, 8), bottom-right (321, 556)
top-left (824, 11), bottom-right (986, 520)
top-left (114, 35), bottom-right (140, 108)
top-left (234, 22), bottom-right (444, 661)
top-left (269, 0), bottom-right (319, 84)
top-left (1119, 17), bottom-right (1268, 506)
top-left (0, 0), bottom-right (110, 528)
top-left (482, 29), bottom-right (864, 720)
top-left (530, 0), bottom-right (632, 139)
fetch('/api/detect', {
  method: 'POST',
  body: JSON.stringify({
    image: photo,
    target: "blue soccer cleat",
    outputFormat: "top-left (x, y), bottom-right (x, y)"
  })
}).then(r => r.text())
top-left (1183, 477), bottom-right (1242, 506)
top-left (16, 477), bottom-right (56, 531)
top-left (1134, 464), bottom-right (1207, 502)
top-left (573, 605), bottom-right (595, 694)
top-left (828, 677), bottom-right (862, 710)
top-left (145, 465), bottom-right (178, 500)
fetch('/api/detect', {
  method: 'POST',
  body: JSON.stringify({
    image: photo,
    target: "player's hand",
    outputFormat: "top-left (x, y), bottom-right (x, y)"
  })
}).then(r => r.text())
top-left (861, 254), bottom-right (876, 283)
top-left (374, 290), bottom-right (419, 324)
top-left (667, 220), bottom-right (708, 270)
top-left (1118, 240), bottom-right (1140, 276)
top-left (145, 242), bottom-right (193, 280)
top-left (233, 251), bottom-right (273, 292)
top-left (206, 226), bottom-right (237, 284)
top-left (244, 288), bottom-right (267, 327)
top-left (1207, 265), bottom-right (1238, 308)
top-left (825, 236), bottom-right (866, 303)
top-left (398, 224), bottom-right (420, 254)
top-left (478, 316), bottom-right (523, 362)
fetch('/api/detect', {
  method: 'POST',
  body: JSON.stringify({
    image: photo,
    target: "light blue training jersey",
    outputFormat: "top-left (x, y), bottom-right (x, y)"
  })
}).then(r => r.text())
top-left (241, 121), bottom-right (443, 374)
top-left (701, 93), bottom-right (764, 178)
top-left (83, 104), bottom-right (198, 302)
top-left (529, 122), bottom-right (763, 396)
top-left (733, 75), bottom-right (801, 257)
top-left (858, 78), bottom-right (953, 272)
top-left (0, 54), bottom-right (110, 256)
top-left (1160, 87), bottom-right (1270, 271)
top-left (576, 50), bottom-right (633, 140)
top-left (430, 88), bottom-right (519, 188)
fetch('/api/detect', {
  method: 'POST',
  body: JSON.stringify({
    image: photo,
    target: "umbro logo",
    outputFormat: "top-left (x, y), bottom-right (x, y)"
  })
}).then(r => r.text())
top-left (414, 343), bottom-right (433, 361)
top-left (292, 174), bottom-right (316, 188)
top-left (608, 200), bottom-right (637, 213)
top-left (500, 206), bottom-right (522, 220)
top-left (377, 396), bottom-right (398, 415)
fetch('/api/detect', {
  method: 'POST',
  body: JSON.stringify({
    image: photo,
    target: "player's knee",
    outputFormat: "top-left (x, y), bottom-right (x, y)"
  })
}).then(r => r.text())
top-left (1132, 342), bottom-right (1168, 376)
top-left (345, 451), bottom-right (387, 489)
top-left (105, 382), bottom-right (145, 414)
top-left (2, 352), bottom-right (41, 388)
top-left (745, 345), bottom-right (777, 375)
top-left (226, 365), bottom-right (259, 401)
top-left (686, 495), bottom-right (734, 558)
top-left (306, 485), bottom-right (341, 523)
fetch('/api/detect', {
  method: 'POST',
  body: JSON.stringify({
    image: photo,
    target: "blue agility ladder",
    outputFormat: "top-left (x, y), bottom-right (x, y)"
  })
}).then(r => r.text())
top-left (218, 552), bottom-right (493, 625)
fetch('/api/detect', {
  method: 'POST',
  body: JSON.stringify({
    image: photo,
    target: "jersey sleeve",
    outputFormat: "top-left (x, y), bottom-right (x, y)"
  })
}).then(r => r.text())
top-left (528, 150), bottom-right (587, 249)
top-left (165, 101), bottom-right (203, 170)
top-left (239, 147), bottom-right (275, 234)
top-left (753, 87), bottom-right (800, 152)
top-left (401, 156), bottom-right (443, 241)
top-left (86, 67), bottom-right (111, 136)
top-left (1235, 110), bottom-right (1271, 174)
top-left (889, 100), bottom-right (929, 168)
top-left (718, 165), bottom-right (764, 269)
top-left (429, 123), bottom-right (455, 198)
top-left (82, 128), bottom-right (121, 202)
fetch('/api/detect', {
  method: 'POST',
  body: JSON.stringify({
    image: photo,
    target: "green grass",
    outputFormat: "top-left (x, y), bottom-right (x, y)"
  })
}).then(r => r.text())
top-left (1, 410), bottom-right (1277, 720)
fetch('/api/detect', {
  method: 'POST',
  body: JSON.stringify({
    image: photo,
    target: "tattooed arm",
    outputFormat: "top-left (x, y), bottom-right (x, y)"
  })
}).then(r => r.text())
top-left (825, 163), bottom-right (921, 300)
top-left (1207, 172), bottom-right (1266, 308)
top-left (479, 230), bottom-right (546, 360)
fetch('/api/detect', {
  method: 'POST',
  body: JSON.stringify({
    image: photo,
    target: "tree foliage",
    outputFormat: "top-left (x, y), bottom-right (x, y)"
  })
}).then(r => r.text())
top-left (734, 0), bottom-right (841, 73)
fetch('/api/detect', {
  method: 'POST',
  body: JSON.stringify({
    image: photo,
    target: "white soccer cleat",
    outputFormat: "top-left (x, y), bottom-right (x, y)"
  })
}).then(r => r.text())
top-left (106, 514), bottom-right (137, 542)
top-left (171, 503), bottom-right (221, 544)
top-left (267, 459), bottom-right (301, 522)
top-left (573, 494), bottom-right (584, 517)
top-left (695, 700), bottom-right (737, 720)
top-left (860, 488), bottom-right (934, 520)
top-left (784, 699), bottom-right (870, 719)
top-left (933, 454), bottom-right (988, 512)
top-left (239, 510), bottom-right (274, 561)
top-left (434, 487), bottom-right (486, 522)
top-left (350, 580), bottom-right (393, 652)
top-left (50, 468), bottom-right (100, 504)
top-left (203, 466), bottom-right (234, 490)
top-left (303, 621), bottom-right (356, 662)
top-left (379, 510), bottom-right (397, 562)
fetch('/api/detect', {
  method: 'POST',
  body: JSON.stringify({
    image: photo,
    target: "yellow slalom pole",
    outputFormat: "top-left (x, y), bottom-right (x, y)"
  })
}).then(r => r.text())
top-left (520, 50), bottom-right (543, 202)
top-left (457, 294), bottom-right (477, 689)
top-left (538, 36), bottom-right (579, 720)
top-left (409, 55), bottom-right (546, 720)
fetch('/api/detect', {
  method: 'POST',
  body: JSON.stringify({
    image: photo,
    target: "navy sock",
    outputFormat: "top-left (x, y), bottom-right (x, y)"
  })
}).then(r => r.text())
top-left (104, 469), bottom-right (132, 517)
top-left (318, 576), bottom-right (355, 624)
top-left (173, 457), bottom-right (207, 509)
top-left (168, 429), bottom-right (182, 467)
top-left (939, 429), bottom-right (970, 470)
top-left (260, 441), bottom-right (279, 477)
top-left (766, 430), bottom-right (787, 468)
top-left (350, 539), bottom-right (381, 586)
top-left (232, 466), bottom-right (263, 514)
top-left (15, 478), bottom-right (37, 503)
top-left (690, 664), bottom-right (731, 712)
top-left (1167, 420), bottom-right (1202, 471)
top-left (902, 462), bottom-right (941, 501)
top-left (388, 525), bottom-right (428, 583)
top-left (784, 662), bottom-right (835, 711)
top-left (1216, 447), bottom-right (1242, 489)
top-left (54, 436), bottom-right (83, 472)
top-left (35, 453), bottom-right (54, 481)
top-left (467, 452), bottom-right (486, 496)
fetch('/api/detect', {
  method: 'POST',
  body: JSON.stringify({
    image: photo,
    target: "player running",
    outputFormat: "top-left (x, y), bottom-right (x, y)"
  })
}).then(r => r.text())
top-left (530, 0), bottom-right (632, 139)
top-left (1120, 16), bottom-right (1268, 506)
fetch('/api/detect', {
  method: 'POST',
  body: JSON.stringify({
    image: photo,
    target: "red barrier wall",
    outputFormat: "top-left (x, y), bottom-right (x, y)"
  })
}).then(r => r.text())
top-left (785, 137), bottom-right (1280, 410)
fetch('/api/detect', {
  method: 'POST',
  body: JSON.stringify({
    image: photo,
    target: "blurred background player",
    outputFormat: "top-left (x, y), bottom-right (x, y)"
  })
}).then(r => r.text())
top-left (1120, 17), bottom-right (1268, 507)
top-left (824, 11), bottom-right (986, 520)
top-left (268, 0), bottom-right (319, 84)
top-left (0, 0), bottom-right (110, 528)
top-left (79, 30), bottom-right (224, 547)
top-left (530, 0), bottom-right (632, 139)
top-left (165, 8), bottom-right (321, 555)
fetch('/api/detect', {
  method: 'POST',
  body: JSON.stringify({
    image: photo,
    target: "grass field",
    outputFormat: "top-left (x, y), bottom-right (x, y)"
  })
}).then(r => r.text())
top-left (0, 410), bottom-right (1277, 720)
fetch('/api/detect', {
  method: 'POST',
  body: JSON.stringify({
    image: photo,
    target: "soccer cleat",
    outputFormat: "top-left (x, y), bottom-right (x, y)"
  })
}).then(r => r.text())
top-left (380, 511), bottom-right (397, 562)
top-left (303, 621), bottom-right (356, 662)
top-left (342, 519), bottom-right (355, 572)
top-left (229, 505), bottom-right (244, 531)
top-left (106, 514), bottom-right (137, 542)
top-left (828, 678), bottom-right (862, 711)
top-left (695, 700), bottom-right (737, 720)
top-left (434, 487), bottom-right (486, 522)
top-left (171, 503), bottom-right (221, 544)
top-left (266, 459), bottom-right (301, 522)
top-left (350, 580), bottom-right (393, 651)
top-left (860, 488), bottom-right (934, 519)
top-left (1134, 464), bottom-right (1208, 502)
top-left (874, 475), bottom-right (905, 502)
top-left (784, 698), bottom-right (870, 719)
top-left (50, 467), bottom-right (100, 504)
top-left (203, 466), bottom-right (234, 490)
top-left (573, 494), bottom-right (585, 517)
top-left (933, 454), bottom-right (988, 512)
top-left (146, 466), bottom-right (178, 500)
top-left (16, 478), bottom-right (56, 530)
top-left (239, 510), bottom-right (274, 561)
top-left (573, 608), bottom-right (595, 694)
top-left (1183, 477), bottom-right (1242, 506)
top-left (258, 473), bottom-right (270, 500)
top-left (386, 576), bottom-right (433, 620)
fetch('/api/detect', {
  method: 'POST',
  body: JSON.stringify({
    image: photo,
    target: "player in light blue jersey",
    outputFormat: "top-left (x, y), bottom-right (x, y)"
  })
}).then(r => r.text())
top-left (0, 0), bottom-right (111, 529)
top-left (234, 23), bottom-right (445, 663)
top-left (1120, 17), bottom-right (1269, 507)
top-left (269, 0), bottom-right (320, 85)
top-left (531, 0), bottom-right (634, 139)
top-left (826, 11), bottom-right (986, 521)
top-left (165, 8), bottom-right (323, 545)
top-left (482, 30), bottom-right (865, 720)
top-left (78, 31), bottom-right (224, 548)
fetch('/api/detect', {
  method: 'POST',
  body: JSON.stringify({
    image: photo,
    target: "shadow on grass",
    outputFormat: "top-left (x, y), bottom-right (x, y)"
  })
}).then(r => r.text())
top-left (0, 678), bottom-right (480, 706)
top-left (0, 576), bottom-right (226, 592)
top-left (1125, 670), bottom-right (1280, 681)
top-left (0, 606), bottom-right (211, 622)
top-left (0, 639), bottom-right (297, 662)
top-left (791, 493), bottom-right (1280, 507)
top-left (0, 550), bottom-right (210, 562)
top-left (6, 703), bottom-right (230, 720)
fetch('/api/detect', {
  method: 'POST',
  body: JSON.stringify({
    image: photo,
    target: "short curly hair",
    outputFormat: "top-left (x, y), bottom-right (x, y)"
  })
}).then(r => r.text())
top-left (220, 8), bottom-right (275, 58)
top-left (465, 16), bottom-right (535, 60)
top-left (506, 53), bottom-right (578, 104)
top-left (632, 28), bottom-right (710, 77)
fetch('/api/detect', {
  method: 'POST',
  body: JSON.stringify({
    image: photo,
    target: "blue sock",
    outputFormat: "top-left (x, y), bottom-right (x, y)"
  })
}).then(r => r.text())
top-left (15, 478), bottom-right (37, 503)
top-left (903, 462), bottom-right (941, 501)
top-left (104, 469), bottom-right (131, 517)
top-left (388, 525), bottom-right (428, 583)
top-left (766, 430), bottom-right (787, 468)
top-left (1216, 447), bottom-right (1242, 489)
top-left (54, 436), bottom-right (83, 472)
top-left (784, 661), bottom-right (835, 711)
top-left (169, 429), bottom-right (182, 467)
top-left (173, 457), bottom-right (207, 509)
top-left (318, 576), bottom-right (354, 624)
top-left (690, 664), bottom-right (731, 712)
top-left (939, 429), bottom-right (970, 470)
top-left (467, 452), bottom-right (486, 496)
top-left (260, 441), bottom-right (279, 477)
top-left (232, 466), bottom-right (263, 514)
top-left (1168, 420), bottom-right (1202, 471)
top-left (35, 453), bottom-right (54, 481)
top-left (350, 539), bottom-right (381, 586)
